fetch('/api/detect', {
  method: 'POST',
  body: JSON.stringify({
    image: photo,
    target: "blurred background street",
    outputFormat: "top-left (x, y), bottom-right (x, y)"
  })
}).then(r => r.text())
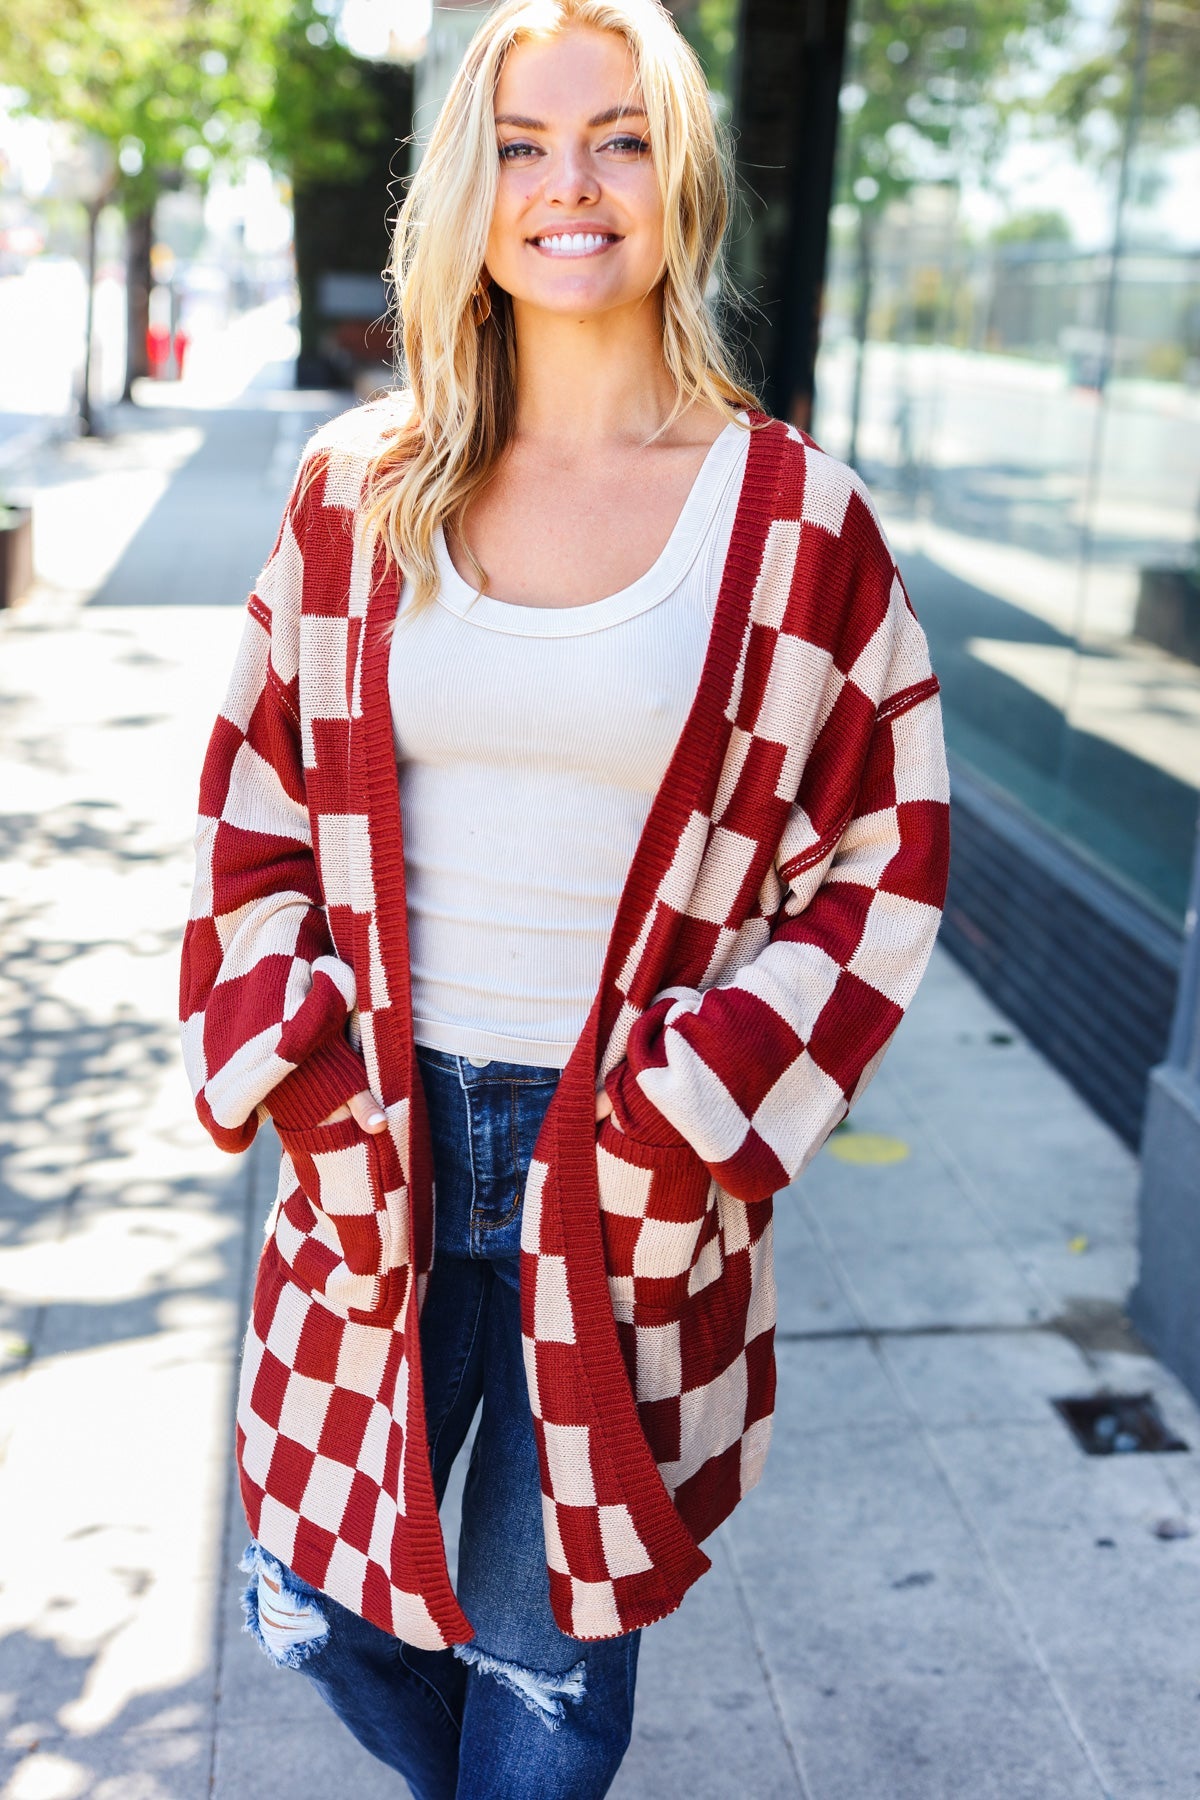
top-left (1, 0), bottom-right (1199, 1795)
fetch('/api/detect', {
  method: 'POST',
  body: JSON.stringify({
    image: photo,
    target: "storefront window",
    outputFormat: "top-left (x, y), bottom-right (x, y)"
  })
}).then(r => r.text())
top-left (816, 0), bottom-right (1200, 926)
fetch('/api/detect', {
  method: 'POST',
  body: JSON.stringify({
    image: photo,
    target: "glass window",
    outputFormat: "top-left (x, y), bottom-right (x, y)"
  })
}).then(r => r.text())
top-left (816, 0), bottom-right (1200, 927)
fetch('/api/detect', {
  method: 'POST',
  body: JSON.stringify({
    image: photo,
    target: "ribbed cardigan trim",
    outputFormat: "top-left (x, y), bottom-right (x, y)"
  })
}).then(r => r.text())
top-left (356, 535), bottom-right (473, 1643)
top-left (541, 415), bottom-right (786, 1618)
top-left (355, 414), bottom-right (782, 1637)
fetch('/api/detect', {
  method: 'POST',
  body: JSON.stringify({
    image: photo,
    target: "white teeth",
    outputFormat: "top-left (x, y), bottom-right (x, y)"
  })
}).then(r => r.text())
top-left (534, 232), bottom-right (614, 253)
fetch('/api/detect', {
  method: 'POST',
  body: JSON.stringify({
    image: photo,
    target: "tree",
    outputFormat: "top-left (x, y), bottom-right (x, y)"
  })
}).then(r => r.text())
top-left (1043, 0), bottom-right (1200, 149)
top-left (0, 0), bottom-right (285, 420)
top-left (834, 0), bottom-right (1072, 465)
top-left (257, 0), bottom-right (397, 190)
top-left (990, 208), bottom-right (1073, 243)
top-left (2, 0), bottom-right (406, 415)
top-left (1038, 0), bottom-right (1200, 406)
top-left (254, 0), bottom-right (407, 387)
top-left (668, 0), bottom-right (740, 102)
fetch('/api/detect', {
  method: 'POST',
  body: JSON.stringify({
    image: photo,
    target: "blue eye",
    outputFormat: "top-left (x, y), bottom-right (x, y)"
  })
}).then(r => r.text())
top-left (498, 135), bottom-right (649, 161)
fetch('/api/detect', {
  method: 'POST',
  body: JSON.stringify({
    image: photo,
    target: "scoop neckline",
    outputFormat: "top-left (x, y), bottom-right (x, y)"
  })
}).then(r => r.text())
top-left (427, 413), bottom-right (751, 638)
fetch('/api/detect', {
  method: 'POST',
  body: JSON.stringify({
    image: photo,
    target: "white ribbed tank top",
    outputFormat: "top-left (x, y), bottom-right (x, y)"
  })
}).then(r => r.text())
top-left (387, 417), bottom-right (751, 1068)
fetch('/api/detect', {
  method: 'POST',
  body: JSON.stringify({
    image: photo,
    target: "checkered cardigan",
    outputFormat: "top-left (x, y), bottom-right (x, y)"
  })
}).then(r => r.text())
top-left (180, 396), bottom-right (950, 1648)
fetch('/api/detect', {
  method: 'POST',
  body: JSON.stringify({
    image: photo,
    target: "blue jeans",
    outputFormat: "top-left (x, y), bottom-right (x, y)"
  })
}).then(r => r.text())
top-left (242, 1046), bottom-right (642, 1799)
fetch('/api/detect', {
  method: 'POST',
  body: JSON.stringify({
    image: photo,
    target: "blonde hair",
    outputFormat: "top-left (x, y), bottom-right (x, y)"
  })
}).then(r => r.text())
top-left (362, 0), bottom-right (761, 610)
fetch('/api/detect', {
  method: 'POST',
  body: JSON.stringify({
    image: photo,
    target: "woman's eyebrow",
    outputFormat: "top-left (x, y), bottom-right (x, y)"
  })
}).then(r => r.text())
top-left (588, 104), bottom-right (647, 127)
top-left (494, 105), bottom-right (648, 129)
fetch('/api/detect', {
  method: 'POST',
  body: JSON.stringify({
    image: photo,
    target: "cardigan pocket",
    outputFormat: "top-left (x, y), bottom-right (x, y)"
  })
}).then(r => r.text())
top-left (270, 1117), bottom-right (394, 1319)
top-left (596, 1120), bottom-right (720, 1325)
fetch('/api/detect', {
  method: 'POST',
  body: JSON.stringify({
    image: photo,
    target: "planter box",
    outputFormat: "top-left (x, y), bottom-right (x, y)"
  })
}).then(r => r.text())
top-left (1134, 565), bottom-right (1200, 666)
top-left (0, 507), bottom-right (33, 610)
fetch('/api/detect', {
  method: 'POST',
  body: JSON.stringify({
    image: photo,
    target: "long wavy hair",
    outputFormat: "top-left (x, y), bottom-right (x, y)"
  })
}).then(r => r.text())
top-left (361, 0), bottom-right (761, 611)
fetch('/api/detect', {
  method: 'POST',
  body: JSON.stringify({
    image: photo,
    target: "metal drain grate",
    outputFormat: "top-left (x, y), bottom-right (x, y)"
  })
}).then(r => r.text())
top-left (1053, 1392), bottom-right (1189, 1456)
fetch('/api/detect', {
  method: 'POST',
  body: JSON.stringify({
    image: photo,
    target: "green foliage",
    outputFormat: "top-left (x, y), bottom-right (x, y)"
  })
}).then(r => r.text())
top-left (0, 0), bottom-right (393, 214)
top-left (1042, 0), bottom-right (1200, 151)
top-left (259, 0), bottom-right (393, 190)
top-left (990, 207), bottom-right (1074, 242)
top-left (670, 0), bottom-right (739, 100)
top-left (837, 0), bottom-right (1073, 213)
top-left (0, 0), bottom-right (290, 211)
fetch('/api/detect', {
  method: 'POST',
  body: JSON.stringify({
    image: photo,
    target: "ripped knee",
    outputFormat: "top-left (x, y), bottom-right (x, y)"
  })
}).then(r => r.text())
top-left (239, 1542), bottom-right (329, 1670)
top-left (453, 1642), bottom-right (586, 1731)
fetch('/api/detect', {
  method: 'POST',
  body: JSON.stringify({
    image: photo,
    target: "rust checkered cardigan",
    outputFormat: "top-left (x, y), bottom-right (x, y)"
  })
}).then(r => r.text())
top-left (180, 397), bottom-right (950, 1648)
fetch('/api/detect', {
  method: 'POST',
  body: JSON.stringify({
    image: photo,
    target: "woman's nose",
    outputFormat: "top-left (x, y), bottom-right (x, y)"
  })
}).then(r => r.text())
top-left (540, 143), bottom-right (601, 207)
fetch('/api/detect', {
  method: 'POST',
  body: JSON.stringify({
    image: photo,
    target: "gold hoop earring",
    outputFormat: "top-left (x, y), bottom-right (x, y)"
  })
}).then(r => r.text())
top-left (471, 279), bottom-right (492, 326)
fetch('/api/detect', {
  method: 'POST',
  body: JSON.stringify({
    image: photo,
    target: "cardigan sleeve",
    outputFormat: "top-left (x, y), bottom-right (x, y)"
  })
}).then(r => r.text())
top-left (604, 543), bottom-right (951, 1206)
top-left (178, 453), bottom-right (366, 1154)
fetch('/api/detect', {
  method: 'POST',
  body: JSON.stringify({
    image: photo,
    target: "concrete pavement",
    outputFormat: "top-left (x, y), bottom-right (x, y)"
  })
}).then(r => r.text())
top-left (2, 346), bottom-right (1198, 1800)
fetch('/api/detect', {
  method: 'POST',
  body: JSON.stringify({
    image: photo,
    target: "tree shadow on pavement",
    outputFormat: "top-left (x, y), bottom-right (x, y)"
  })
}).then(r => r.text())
top-left (0, 1625), bottom-right (219, 1800)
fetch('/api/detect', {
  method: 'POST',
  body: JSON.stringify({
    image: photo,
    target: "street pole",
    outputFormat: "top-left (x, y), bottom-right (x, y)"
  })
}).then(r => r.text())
top-left (847, 205), bottom-right (874, 473)
top-left (80, 197), bottom-right (101, 437)
top-left (58, 135), bottom-right (116, 439)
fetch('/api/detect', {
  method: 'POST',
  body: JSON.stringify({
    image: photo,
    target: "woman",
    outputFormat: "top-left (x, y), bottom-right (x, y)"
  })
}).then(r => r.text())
top-left (180, 0), bottom-right (950, 1793)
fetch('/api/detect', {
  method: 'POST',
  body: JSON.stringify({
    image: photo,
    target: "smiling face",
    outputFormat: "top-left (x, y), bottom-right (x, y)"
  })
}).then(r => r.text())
top-left (483, 26), bottom-right (666, 321)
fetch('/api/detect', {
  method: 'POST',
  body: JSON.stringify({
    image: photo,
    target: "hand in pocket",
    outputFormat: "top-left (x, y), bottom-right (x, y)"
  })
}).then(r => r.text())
top-left (319, 1088), bottom-right (388, 1132)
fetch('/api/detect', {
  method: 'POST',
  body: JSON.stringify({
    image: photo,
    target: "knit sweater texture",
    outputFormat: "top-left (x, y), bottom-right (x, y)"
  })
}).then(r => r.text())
top-left (179, 394), bottom-right (951, 1648)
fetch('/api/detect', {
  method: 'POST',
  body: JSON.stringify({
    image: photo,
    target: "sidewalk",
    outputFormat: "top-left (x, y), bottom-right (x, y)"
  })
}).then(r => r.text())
top-left (2, 371), bottom-right (1198, 1800)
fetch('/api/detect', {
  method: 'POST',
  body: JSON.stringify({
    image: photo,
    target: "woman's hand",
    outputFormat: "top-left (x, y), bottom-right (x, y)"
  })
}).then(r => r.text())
top-left (319, 1090), bottom-right (388, 1133)
top-left (594, 1084), bottom-right (615, 1124)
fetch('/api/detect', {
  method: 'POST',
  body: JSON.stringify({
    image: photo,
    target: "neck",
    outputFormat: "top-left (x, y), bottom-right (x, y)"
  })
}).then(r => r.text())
top-left (509, 291), bottom-right (681, 453)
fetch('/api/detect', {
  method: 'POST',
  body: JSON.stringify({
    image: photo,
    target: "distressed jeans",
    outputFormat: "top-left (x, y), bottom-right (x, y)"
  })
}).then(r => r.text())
top-left (241, 1044), bottom-right (642, 1800)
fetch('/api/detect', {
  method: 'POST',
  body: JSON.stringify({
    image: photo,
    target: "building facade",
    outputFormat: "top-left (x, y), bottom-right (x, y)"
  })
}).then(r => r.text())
top-left (765, 0), bottom-right (1200, 1382)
